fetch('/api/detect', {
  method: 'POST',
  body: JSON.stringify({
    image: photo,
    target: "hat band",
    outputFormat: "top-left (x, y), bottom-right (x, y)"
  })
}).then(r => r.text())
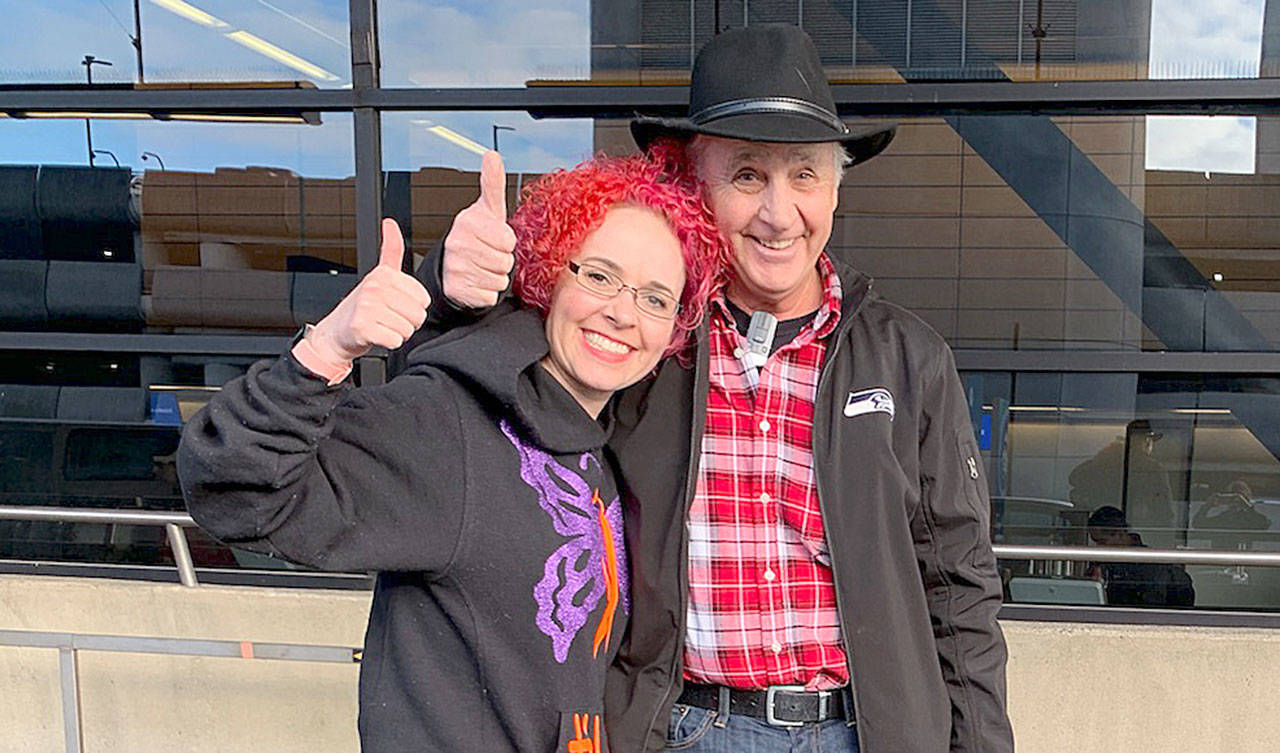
top-left (689, 97), bottom-right (849, 135)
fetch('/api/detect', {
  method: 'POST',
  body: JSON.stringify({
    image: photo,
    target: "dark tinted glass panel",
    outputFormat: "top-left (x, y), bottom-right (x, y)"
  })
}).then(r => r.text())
top-left (966, 371), bottom-right (1280, 611)
top-left (381, 1), bottom-right (1279, 86)
top-left (0, 116), bottom-right (355, 335)
top-left (0, 1), bottom-right (350, 86)
top-left (0, 347), bottom-right (323, 571)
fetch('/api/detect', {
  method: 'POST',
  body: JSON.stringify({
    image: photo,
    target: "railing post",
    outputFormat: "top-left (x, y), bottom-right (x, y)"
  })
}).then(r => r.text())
top-left (165, 523), bottom-right (199, 587)
top-left (58, 647), bottom-right (83, 753)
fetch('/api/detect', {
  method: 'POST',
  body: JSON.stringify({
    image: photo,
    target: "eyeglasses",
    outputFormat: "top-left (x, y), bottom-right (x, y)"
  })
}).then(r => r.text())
top-left (566, 261), bottom-right (681, 320)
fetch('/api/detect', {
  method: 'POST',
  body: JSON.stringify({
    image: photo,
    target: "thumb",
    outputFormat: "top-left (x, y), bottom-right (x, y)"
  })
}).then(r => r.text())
top-left (479, 149), bottom-right (507, 221)
top-left (378, 217), bottom-right (405, 270)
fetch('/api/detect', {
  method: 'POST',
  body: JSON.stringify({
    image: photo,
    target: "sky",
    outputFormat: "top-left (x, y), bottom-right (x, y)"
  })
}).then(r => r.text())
top-left (1145, 0), bottom-right (1268, 174)
top-left (0, 0), bottom-right (593, 175)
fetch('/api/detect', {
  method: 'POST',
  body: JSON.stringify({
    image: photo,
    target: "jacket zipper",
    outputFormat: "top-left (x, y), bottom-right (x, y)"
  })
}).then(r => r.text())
top-left (811, 324), bottom-right (868, 753)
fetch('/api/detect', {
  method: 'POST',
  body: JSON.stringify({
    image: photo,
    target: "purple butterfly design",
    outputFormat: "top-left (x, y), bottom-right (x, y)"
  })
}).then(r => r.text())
top-left (501, 420), bottom-right (630, 663)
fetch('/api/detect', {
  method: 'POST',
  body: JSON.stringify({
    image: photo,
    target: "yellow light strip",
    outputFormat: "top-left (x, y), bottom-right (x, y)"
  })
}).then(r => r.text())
top-left (169, 113), bottom-right (306, 124)
top-left (225, 30), bottom-right (340, 82)
top-left (1005, 406), bottom-right (1086, 412)
top-left (21, 111), bottom-right (153, 119)
top-left (149, 0), bottom-right (229, 29)
top-left (424, 124), bottom-right (488, 155)
top-left (1171, 408), bottom-right (1233, 415)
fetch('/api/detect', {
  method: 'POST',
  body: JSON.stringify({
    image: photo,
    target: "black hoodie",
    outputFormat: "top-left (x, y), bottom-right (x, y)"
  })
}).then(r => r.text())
top-left (178, 307), bottom-right (629, 753)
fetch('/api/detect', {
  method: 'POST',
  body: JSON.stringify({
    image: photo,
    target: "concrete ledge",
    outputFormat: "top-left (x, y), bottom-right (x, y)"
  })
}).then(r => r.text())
top-left (3, 576), bottom-right (1280, 752)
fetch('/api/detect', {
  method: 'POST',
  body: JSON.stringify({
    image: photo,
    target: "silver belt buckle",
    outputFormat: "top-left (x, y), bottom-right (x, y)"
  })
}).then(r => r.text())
top-left (764, 685), bottom-right (827, 727)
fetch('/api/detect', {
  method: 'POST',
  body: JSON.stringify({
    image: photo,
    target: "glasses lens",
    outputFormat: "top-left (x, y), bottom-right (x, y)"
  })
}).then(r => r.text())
top-left (636, 290), bottom-right (679, 319)
top-left (576, 263), bottom-right (619, 294)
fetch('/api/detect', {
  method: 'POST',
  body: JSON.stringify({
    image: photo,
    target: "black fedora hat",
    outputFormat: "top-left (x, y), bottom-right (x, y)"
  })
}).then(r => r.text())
top-left (631, 24), bottom-right (895, 166)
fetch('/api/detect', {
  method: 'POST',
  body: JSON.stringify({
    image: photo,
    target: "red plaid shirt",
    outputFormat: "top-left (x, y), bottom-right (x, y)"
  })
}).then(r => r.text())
top-left (683, 255), bottom-right (849, 692)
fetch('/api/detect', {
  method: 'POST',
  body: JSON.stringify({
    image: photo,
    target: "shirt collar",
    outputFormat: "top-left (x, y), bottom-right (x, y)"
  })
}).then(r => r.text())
top-left (709, 253), bottom-right (844, 340)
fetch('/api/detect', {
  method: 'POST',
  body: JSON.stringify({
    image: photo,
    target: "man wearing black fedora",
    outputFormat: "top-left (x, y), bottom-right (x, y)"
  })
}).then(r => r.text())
top-left (422, 24), bottom-right (1013, 753)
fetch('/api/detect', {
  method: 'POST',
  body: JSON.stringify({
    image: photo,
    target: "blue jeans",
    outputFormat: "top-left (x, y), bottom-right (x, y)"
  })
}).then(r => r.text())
top-left (663, 702), bottom-right (861, 753)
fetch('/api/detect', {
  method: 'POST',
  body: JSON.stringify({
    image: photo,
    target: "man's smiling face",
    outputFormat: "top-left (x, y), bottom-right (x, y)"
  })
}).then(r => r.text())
top-left (693, 136), bottom-right (841, 318)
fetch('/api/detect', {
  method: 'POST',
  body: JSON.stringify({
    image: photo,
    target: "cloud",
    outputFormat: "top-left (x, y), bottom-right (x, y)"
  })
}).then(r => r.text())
top-left (1145, 115), bottom-right (1256, 174)
top-left (1149, 0), bottom-right (1266, 78)
top-left (378, 0), bottom-right (590, 86)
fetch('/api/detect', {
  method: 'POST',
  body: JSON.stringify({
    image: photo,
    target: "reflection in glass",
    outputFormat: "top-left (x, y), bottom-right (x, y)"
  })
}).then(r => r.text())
top-left (380, 112), bottom-right (594, 270)
top-left (377, 1), bottom-right (1278, 87)
top-left (0, 0), bottom-right (350, 85)
top-left (0, 116), bottom-right (355, 336)
top-left (836, 115), bottom-right (1280, 353)
top-left (966, 371), bottom-right (1280, 611)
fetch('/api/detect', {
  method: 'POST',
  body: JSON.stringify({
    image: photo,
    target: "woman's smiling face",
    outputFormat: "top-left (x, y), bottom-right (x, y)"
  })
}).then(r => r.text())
top-left (540, 205), bottom-right (686, 417)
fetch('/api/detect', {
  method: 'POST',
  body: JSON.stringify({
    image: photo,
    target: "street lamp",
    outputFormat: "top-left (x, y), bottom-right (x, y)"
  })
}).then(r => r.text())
top-left (92, 150), bottom-right (120, 168)
top-left (141, 151), bottom-right (166, 170)
top-left (492, 125), bottom-right (515, 152)
top-left (82, 56), bottom-right (113, 166)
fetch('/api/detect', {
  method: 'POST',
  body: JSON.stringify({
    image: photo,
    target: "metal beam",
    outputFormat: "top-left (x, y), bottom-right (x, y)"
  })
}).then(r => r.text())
top-left (954, 350), bottom-right (1280, 373)
top-left (3, 78), bottom-right (1280, 117)
top-left (0, 332), bottom-right (289, 355)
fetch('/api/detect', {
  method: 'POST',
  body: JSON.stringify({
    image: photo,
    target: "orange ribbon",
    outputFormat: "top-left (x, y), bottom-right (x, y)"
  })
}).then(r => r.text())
top-left (591, 489), bottom-right (621, 659)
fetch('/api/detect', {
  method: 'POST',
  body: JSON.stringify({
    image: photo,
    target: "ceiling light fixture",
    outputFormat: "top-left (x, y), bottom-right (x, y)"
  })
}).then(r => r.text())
top-left (149, 0), bottom-right (229, 29)
top-left (412, 120), bottom-right (488, 156)
top-left (225, 30), bottom-right (340, 82)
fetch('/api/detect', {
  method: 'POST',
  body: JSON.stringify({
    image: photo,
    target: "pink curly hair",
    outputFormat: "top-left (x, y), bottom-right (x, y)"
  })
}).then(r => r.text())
top-left (510, 148), bottom-right (728, 357)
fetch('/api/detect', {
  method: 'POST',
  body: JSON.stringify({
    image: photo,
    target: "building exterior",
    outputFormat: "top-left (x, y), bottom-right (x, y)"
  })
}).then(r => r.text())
top-left (2, 1), bottom-right (1280, 748)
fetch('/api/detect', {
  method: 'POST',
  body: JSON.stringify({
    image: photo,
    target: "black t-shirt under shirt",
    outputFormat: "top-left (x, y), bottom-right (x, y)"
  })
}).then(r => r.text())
top-left (724, 299), bottom-right (819, 356)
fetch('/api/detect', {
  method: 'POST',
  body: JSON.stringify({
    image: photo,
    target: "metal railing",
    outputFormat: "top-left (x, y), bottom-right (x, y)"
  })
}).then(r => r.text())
top-left (0, 505), bottom-right (200, 587)
top-left (0, 628), bottom-right (358, 753)
top-left (4, 506), bottom-right (1280, 590)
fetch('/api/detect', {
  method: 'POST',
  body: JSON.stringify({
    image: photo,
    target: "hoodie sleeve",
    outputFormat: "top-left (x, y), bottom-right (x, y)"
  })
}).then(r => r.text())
top-left (177, 353), bottom-right (467, 574)
top-left (915, 345), bottom-right (1015, 753)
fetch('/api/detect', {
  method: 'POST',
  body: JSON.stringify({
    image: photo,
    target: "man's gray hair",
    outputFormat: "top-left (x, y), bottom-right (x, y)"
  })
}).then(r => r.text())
top-left (687, 135), bottom-right (853, 183)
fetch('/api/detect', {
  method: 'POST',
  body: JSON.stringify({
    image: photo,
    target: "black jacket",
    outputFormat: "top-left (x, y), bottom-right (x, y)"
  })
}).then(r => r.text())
top-left (600, 254), bottom-right (1014, 753)
top-left (414, 250), bottom-right (1014, 752)
top-left (178, 308), bottom-right (630, 753)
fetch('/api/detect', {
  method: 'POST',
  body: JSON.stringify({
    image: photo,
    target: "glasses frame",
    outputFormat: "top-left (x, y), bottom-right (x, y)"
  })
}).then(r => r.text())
top-left (566, 260), bottom-right (682, 321)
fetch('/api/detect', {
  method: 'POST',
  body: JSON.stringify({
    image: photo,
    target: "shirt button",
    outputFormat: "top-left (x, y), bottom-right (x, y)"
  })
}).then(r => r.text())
top-left (764, 569), bottom-right (776, 582)
top-left (733, 347), bottom-right (744, 359)
top-left (759, 492), bottom-right (771, 503)
top-left (771, 641), bottom-right (783, 654)
top-left (759, 419), bottom-right (771, 433)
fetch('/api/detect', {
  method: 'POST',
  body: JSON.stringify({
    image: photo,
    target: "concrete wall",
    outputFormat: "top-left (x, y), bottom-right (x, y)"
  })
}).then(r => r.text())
top-left (2, 575), bottom-right (1278, 753)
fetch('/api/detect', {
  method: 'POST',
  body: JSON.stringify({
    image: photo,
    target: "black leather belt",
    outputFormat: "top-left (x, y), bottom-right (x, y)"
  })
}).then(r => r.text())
top-left (677, 683), bottom-right (854, 727)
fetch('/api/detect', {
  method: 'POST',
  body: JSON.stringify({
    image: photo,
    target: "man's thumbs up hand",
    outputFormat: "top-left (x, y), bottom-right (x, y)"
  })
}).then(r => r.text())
top-left (302, 218), bottom-right (432, 370)
top-left (442, 150), bottom-right (517, 308)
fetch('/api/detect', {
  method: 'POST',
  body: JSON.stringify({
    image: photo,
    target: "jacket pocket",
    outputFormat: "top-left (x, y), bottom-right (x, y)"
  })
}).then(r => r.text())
top-left (954, 429), bottom-right (988, 520)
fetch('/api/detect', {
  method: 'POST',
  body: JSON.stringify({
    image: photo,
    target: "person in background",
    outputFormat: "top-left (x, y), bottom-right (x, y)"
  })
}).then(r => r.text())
top-left (1087, 506), bottom-right (1195, 608)
top-left (177, 153), bottom-right (727, 753)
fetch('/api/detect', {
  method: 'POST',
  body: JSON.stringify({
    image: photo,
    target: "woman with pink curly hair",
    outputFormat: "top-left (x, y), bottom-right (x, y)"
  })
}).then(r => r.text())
top-left (179, 150), bottom-right (728, 753)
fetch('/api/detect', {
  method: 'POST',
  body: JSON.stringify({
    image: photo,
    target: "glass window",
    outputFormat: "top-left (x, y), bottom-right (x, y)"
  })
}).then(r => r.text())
top-left (967, 371), bottom-right (1280, 611)
top-left (0, 115), bottom-right (355, 336)
top-left (0, 1), bottom-right (351, 86)
top-left (380, 112), bottom-right (595, 265)
top-left (838, 115), bottom-right (1280, 352)
top-left (378, 1), bottom-right (1278, 86)
top-left (0, 346), bottom-right (329, 572)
